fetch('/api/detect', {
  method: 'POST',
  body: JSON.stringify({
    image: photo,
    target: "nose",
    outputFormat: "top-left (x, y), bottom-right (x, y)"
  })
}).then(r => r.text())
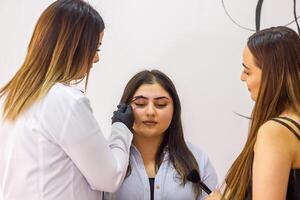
top-left (240, 72), bottom-right (246, 82)
top-left (145, 103), bottom-right (156, 116)
top-left (93, 52), bottom-right (100, 63)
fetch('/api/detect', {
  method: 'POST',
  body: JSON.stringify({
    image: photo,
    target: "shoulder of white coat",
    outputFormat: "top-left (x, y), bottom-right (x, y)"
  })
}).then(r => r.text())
top-left (37, 83), bottom-right (93, 139)
top-left (186, 141), bottom-right (209, 166)
top-left (185, 142), bottom-right (218, 185)
top-left (41, 83), bottom-right (91, 114)
top-left (45, 83), bottom-right (88, 104)
top-left (48, 83), bottom-right (85, 100)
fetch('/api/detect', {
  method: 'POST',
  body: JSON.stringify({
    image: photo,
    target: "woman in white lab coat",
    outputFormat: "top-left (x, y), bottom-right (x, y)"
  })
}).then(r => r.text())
top-left (0, 0), bottom-right (133, 200)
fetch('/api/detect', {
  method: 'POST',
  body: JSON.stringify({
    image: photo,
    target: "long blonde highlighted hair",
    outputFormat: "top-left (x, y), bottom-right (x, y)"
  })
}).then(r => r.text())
top-left (223, 26), bottom-right (300, 199)
top-left (0, 0), bottom-right (104, 121)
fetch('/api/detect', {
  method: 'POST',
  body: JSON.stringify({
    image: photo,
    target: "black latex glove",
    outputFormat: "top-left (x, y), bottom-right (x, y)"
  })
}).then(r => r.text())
top-left (111, 103), bottom-right (134, 131)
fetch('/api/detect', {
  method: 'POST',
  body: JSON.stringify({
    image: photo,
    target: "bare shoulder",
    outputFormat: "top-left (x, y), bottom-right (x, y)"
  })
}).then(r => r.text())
top-left (257, 119), bottom-right (298, 141)
top-left (255, 120), bottom-right (297, 156)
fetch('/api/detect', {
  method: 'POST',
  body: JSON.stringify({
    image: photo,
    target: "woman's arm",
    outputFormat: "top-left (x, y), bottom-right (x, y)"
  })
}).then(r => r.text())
top-left (252, 120), bottom-right (293, 200)
top-left (43, 97), bottom-right (132, 192)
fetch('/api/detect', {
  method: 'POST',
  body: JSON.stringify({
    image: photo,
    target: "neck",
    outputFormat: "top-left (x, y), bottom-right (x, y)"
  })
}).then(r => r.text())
top-left (133, 135), bottom-right (163, 163)
top-left (280, 108), bottom-right (300, 120)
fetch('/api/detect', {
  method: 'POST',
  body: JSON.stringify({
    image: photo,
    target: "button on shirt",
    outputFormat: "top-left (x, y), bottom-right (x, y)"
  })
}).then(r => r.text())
top-left (105, 143), bottom-right (218, 200)
top-left (0, 83), bottom-right (132, 200)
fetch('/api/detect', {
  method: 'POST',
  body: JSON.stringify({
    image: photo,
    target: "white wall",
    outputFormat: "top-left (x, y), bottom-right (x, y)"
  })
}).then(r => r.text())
top-left (1, 0), bottom-right (299, 182)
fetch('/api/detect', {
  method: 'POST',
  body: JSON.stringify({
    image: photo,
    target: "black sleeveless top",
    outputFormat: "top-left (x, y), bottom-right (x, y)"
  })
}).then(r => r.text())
top-left (246, 117), bottom-right (300, 200)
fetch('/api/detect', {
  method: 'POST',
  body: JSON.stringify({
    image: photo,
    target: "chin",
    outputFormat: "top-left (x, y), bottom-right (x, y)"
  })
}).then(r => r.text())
top-left (134, 130), bottom-right (163, 138)
top-left (251, 96), bottom-right (257, 102)
top-left (143, 132), bottom-right (161, 138)
top-left (250, 93), bottom-right (258, 102)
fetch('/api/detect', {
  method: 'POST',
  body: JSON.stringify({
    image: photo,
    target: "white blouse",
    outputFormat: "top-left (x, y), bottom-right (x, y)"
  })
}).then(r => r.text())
top-left (105, 143), bottom-right (218, 200)
top-left (0, 83), bottom-right (132, 200)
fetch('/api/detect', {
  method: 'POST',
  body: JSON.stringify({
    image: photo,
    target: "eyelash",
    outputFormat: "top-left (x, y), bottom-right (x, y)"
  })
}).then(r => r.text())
top-left (134, 103), bottom-right (145, 107)
top-left (134, 103), bottom-right (167, 108)
top-left (156, 104), bottom-right (167, 108)
top-left (243, 70), bottom-right (250, 75)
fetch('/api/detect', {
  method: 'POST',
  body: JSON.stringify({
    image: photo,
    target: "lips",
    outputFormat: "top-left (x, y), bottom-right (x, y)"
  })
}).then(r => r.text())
top-left (142, 120), bottom-right (158, 126)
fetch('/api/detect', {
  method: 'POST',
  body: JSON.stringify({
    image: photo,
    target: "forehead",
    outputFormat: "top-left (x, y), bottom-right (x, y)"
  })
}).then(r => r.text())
top-left (133, 83), bottom-right (171, 99)
top-left (99, 32), bottom-right (104, 43)
top-left (243, 46), bottom-right (256, 66)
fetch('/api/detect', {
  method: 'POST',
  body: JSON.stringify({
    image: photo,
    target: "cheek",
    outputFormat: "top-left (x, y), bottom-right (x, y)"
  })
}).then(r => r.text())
top-left (247, 77), bottom-right (261, 101)
top-left (253, 78), bottom-right (261, 91)
top-left (133, 108), bottom-right (144, 122)
top-left (247, 77), bottom-right (258, 90)
top-left (158, 108), bottom-right (173, 126)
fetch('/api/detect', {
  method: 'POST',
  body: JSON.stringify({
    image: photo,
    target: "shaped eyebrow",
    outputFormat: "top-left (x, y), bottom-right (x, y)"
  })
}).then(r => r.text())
top-left (131, 95), bottom-right (170, 103)
top-left (131, 95), bottom-right (147, 102)
top-left (154, 96), bottom-right (169, 100)
top-left (242, 63), bottom-right (250, 69)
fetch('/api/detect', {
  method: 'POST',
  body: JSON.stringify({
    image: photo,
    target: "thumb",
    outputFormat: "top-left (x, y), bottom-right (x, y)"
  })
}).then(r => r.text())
top-left (117, 103), bottom-right (127, 112)
top-left (124, 104), bottom-right (133, 114)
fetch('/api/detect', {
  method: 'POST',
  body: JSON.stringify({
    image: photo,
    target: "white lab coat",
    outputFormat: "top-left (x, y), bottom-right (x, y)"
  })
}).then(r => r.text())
top-left (0, 83), bottom-right (133, 200)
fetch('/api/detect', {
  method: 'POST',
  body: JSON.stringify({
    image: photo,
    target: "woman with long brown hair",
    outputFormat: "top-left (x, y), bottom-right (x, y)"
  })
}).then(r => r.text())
top-left (206, 26), bottom-right (300, 200)
top-left (105, 70), bottom-right (218, 200)
top-left (0, 1), bottom-right (134, 200)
